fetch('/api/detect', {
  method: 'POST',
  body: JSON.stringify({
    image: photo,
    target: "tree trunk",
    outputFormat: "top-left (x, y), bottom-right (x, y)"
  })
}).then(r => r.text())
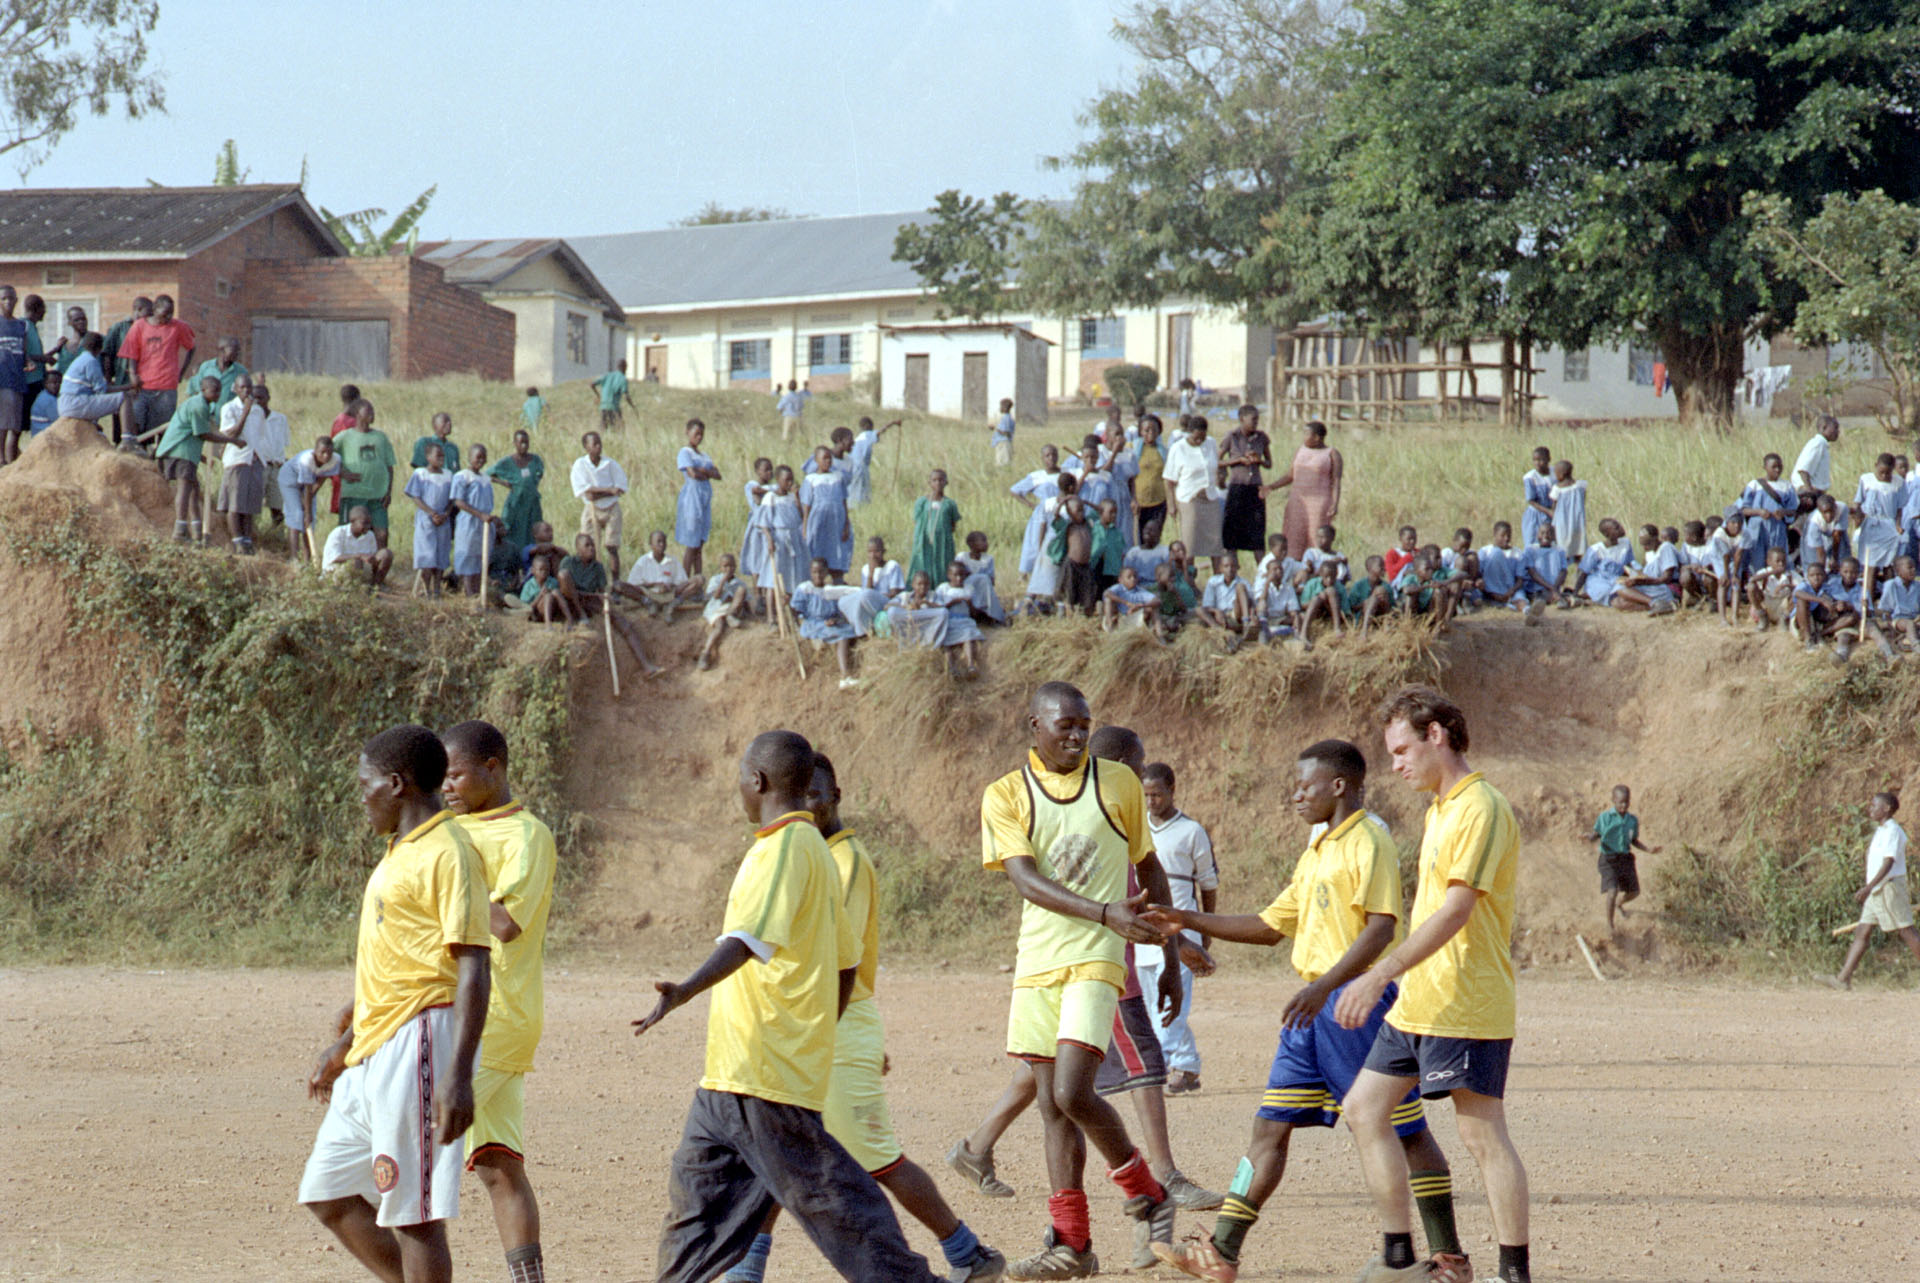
top-left (1656, 322), bottom-right (1745, 427)
top-left (1499, 334), bottom-right (1517, 427)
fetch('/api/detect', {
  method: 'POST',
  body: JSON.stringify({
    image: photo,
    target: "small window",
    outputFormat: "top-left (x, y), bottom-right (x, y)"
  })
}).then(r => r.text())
top-left (42, 266), bottom-right (73, 287)
top-left (809, 311), bottom-right (852, 324)
top-left (566, 312), bottom-right (588, 365)
top-left (1563, 348), bottom-right (1590, 383)
top-left (1079, 316), bottom-right (1124, 359)
top-left (729, 338), bottom-right (771, 381)
top-left (214, 277), bottom-right (234, 299)
top-left (886, 305), bottom-right (917, 320)
top-left (1627, 341), bottom-right (1660, 386)
top-left (730, 316), bottom-right (772, 332)
top-left (807, 332), bottom-right (853, 373)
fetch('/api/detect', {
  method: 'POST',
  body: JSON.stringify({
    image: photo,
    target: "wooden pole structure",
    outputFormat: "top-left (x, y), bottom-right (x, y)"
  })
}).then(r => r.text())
top-left (600, 594), bottom-right (622, 697)
top-left (775, 573), bottom-right (808, 679)
top-left (477, 519), bottom-right (490, 614)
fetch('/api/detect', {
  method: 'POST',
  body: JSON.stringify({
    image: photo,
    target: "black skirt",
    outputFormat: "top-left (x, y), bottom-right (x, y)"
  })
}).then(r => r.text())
top-left (1222, 483), bottom-right (1268, 553)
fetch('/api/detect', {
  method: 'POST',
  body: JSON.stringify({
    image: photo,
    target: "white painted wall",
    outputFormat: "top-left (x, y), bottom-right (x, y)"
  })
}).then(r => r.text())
top-left (878, 328), bottom-right (1049, 423)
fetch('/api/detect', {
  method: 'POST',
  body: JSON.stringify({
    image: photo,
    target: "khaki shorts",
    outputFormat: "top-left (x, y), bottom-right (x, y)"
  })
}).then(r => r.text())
top-left (464, 1063), bottom-right (526, 1165)
top-left (1860, 875), bottom-right (1915, 932)
top-left (822, 998), bottom-right (902, 1173)
top-left (581, 500), bottom-right (622, 550)
top-left (1007, 974), bottom-right (1121, 1061)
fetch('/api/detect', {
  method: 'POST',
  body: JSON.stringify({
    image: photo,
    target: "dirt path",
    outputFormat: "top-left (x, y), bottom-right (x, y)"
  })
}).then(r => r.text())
top-left (5, 966), bottom-right (1915, 1281)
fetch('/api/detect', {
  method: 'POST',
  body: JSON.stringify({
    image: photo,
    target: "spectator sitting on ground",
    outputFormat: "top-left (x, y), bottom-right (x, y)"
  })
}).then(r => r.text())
top-left (323, 505), bottom-right (394, 587)
top-left (619, 529), bottom-right (703, 615)
top-left (558, 532), bottom-right (662, 679)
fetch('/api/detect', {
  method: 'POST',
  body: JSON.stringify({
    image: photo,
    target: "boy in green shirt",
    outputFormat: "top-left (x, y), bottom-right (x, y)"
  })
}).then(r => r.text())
top-left (520, 387), bottom-right (546, 434)
top-left (591, 360), bottom-right (635, 429)
top-left (410, 412), bottom-right (460, 470)
top-left (153, 375), bottom-right (243, 542)
top-left (336, 400), bottom-right (398, 549)
top-left (1587, 785), bottom-right (1660, 935)
top-left (557, 534), bottom-right (662, 679)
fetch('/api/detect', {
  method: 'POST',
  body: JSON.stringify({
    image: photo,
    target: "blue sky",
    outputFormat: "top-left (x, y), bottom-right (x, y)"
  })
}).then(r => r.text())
top-left (22, 0), bottom-right (1142, 239)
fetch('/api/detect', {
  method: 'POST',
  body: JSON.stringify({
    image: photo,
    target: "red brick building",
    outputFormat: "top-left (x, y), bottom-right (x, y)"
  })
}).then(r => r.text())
top-left (0, 184), bottom-right (514, 381)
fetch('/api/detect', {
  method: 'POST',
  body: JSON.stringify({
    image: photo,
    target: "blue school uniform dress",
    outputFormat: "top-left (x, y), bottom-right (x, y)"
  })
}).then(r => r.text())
top-left (1852, 474), bottom-right (1903, 571)
top-left (1579, 541), bottom-right (1635, 604)
top-left (738, 482), bottom-right (771, 580)
top-left (277, 449), bottom-right (339, 531)
top-left (1012, 469), bottom-right (1063, 576)
top-left (846, 429), bottom-right (879, 507)
top-left (1878, 576), bottom-right (1920, 620)
top-left (1523, 544), bottom-right (1568, 594)
top-left (931, 583), bottom-right (986, 644)
top-left (1824, 577), bottom-right (1863, 614)
top-left (675, 446), bottom-right (715, 548)
top-left (1075, 470), bottom-right (1115, 513)
top-left (1108, 446), bottom-right (1140, 543)
top-left (757, 491), bottom-right (806, 591)
top-left (1123, 543), bottom-right (1170, 583)
top-left (450, 468), bottom-right (494, 576)
top-left (404, 468), bottom-right (455, 571)
top-left (1106, 583), bottom-right (1158, 616)
top-left (1520, 469), bottom-right (1554, 547)
top-left (799, 468), bottom-right (852, 572)
top-left (1478, 545), bottom-right (1522, 605)
top-left (845, 560), bottom-right (905, 636)
top-left (1738, 476), bottom-right (1794, 575)
top-left (791, 581), bottom-right (856, 642)
top-left (1640, 541), bottom-right (1680, 605)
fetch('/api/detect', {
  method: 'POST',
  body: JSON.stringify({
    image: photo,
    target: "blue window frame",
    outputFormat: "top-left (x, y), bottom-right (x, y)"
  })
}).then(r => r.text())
top-left (1079, 316), bottom-right (1124, 360)
top-left (807, 332), bottom-right (852, 374)
top-left (729, 338), bottom-right (771, 381)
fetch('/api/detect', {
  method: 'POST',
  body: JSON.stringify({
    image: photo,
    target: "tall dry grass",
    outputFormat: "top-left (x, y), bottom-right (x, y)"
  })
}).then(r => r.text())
top-left (259, 373), bottom-right (1898, 582)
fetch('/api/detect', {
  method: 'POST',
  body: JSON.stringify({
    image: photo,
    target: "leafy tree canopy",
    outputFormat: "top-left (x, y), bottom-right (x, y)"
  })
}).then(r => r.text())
top-left (673, 202), bottom-right (803, 226)
top-left (1, 0), bottom-right (165, 173)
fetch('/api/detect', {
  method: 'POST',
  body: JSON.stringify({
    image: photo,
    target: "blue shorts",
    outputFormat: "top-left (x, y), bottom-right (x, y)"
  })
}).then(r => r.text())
top-left (1257, 979), bottom-right (1426, 1136)
top-left (1364, 1023), bottom-right (1513, 1100)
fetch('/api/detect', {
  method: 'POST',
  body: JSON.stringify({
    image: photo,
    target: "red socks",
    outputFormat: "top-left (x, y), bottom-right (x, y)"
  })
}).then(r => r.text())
top-left (1108, 1149), bottom-right (1167, 1203)
top-left (1047, 1190), bottom-right (1091, 1252)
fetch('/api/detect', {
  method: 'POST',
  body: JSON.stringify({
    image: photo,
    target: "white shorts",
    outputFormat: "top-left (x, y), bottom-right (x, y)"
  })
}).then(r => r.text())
top-left (299, 1005), bottom-right (464, 1227)
top-left (1860, 875), bottom-right (1915, 932)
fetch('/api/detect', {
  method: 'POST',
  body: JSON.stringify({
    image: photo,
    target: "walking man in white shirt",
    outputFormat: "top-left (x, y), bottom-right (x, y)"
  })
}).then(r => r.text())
top-left (1139, 761), bottom-right (1219, 1093)
top-left (1827, 790), bottom-right (1920, 989)
top-left (1792, 415), bottom-right (1840, 514)
top-left (253, 380), bottom-right (291, 549)
top-left (216, 375), bottom-right (268, 554)
top-left (570, 431), bottom-right (628, 578)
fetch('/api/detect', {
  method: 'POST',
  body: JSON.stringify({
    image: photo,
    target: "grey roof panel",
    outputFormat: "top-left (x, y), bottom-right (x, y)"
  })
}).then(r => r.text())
top-left (0, 184), bottom-right (342, 256)
top-left (569, 211), bottom-right (935, 310)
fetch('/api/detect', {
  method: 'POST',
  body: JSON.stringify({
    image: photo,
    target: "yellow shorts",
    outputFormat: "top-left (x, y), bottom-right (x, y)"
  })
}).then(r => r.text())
top-left (580, 500), bottom-right (623, 550)
top-left (1006, 975), bottom-right (1120, 1061)
top-left (822, 998), bottom-right (902, 1173)
top-left (464, 1064), bottom-right (526, 1166)
top-left (1860, 875), bottom-right (1915, 932)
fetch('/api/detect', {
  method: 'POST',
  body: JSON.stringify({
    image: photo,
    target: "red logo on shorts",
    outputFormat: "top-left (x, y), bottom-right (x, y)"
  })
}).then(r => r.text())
top-left (372, 1155), bottom-right (398, 1193)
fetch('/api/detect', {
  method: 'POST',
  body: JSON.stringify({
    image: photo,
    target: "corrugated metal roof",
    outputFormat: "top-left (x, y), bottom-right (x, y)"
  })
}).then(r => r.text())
top-left (415, 236), bottom-right (627, 319)
top-left (569, 211), bottom-right (935, 311)
top-left (0, 184), bottom-right (343, 256)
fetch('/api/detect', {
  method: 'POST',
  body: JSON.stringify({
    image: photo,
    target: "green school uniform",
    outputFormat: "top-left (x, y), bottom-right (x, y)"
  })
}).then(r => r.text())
top-left (410, 434), bottom-right (461, 470)
top-left (909, 495), bottom-right (961, 584)
top-left (337, 429), bottom-right (397, 503)
top-left (595, 371), bottom-right (628, 411)
top-left (193, 358), bottom-right (249, 408)
top-left (154, 395), bottom-right (218, 462)
top-left (559, 554), bottom-right (608, 594)
top-left (1091, 521), bottom-right (1126, 577)
top-left (521, 395), bottom-right (546, 431)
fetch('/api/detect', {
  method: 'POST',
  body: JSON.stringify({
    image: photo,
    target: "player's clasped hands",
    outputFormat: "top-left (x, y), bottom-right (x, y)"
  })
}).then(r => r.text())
top-left (1103, 890), bottom-right (1167, 944)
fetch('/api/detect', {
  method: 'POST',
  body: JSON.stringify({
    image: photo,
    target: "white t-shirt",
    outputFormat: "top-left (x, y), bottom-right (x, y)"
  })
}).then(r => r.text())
top-left (1162, 437), bottom-right (1222, 503)
top-left (1866, 818), bottom-right (1908, 882)
top-left (254, 410), bottom-right (290, 467)
top-left (627, 551), bottom-right (688, 588)
top-left (571, 455), bottom-right (628, 509)
top-left (1792, 434), bottom-right (1832, 492)
top-left (218, 401), bottom-right (266, 468)
top-left (1147, 810), bottom-right (1218, 922)
top-left (323, 524), bottom-right (377, 571)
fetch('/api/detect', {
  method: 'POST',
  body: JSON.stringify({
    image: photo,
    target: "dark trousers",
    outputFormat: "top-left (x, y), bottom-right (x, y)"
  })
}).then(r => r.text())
top-left (656, 1088), bottom-right (938, 1283)
top-left (1063, 559), bottom-right (1099, 614)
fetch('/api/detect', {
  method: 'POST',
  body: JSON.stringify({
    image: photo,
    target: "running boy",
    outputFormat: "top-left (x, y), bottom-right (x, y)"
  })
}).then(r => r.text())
top-left (1141, 739), bottom-right (1463, 1283)
top-left (1586, 784), bottom-right (1661, 935)
top-left (635, 730), bottom-right (945, 1283)
top-left (299, 725), bottom-right (492, 1283)
top-left (724, 752), bottom-right (1006, 1283)
top-left (443, 720), bottom-right (557, 1283)
top-left (1336, 688), bottom-right (1531, 1283)
top-left (980, 683), bottom-right (1180, 1278)
top-left (1826, 791), bottom-right (1920, 988)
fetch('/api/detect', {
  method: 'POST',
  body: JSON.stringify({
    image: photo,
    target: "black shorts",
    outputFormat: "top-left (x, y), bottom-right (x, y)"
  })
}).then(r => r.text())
top-left (1094, 993), bottom-right (1167, 1097)
top-left (1063, 559), bottom-right (1100, 613)
top-left (1364, 1024), bottom-right (1512, 1100)
top-left (1598, 850), bottom-right (1639, 895)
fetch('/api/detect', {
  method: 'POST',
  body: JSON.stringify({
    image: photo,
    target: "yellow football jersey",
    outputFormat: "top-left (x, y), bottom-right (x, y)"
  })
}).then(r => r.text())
top-left (1258, 811), bottom-right (1403, 983)
top-left (456, 802), bottom-right (557, 1074)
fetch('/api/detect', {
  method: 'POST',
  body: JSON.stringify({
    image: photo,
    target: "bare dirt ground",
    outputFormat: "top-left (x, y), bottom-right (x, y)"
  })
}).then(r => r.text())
top-left (6, 966), bottom-right (1916, 1282)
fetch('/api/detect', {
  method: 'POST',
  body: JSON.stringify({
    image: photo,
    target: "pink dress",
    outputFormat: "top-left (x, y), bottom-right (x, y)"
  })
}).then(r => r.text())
top-left (1282, 443), bottom-right (1337, 557)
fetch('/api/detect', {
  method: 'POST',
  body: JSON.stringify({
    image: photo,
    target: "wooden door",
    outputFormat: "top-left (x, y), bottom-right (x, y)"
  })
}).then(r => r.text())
top-left (644, 344), bottom-right (668, 382)
top-left (1167, 313), bottom-right (1193, 385)
top-left (961, 351), bottom-right (988, 422)
top-left (904, 353), bottom-right (930, 412)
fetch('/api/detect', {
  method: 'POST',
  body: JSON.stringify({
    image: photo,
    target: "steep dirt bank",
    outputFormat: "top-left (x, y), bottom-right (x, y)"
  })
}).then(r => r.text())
top-left (559, 604), bottom-right (1909, 973)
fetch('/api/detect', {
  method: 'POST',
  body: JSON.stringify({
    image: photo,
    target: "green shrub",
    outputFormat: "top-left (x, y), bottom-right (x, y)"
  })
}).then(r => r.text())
top-left (1103, 363), bottom-right (1159, 406)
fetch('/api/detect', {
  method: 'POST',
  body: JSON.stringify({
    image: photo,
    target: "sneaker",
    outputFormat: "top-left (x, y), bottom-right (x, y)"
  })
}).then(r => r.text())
top-left (1429, 1252), bottom-right (1474, 1283)
top-left (1123, 1189), bottom-right (1177, 1268)
top-left (1006, 1233), bottom-right (1097, 1280)
top-left (1163, 1169), bottom-right (1223, 1210)
top-left (1166, 1070), bottom-right (1201, 1095)
top-left (1353, 1255), bottom-right (1440, 1282)
top-left (947, 1138), bottom-right (1015, 1199)
top-left (950, 1245), bottom-right (1007, 1283)
top-left (1153, 1237), bottom-right (1238, 1281)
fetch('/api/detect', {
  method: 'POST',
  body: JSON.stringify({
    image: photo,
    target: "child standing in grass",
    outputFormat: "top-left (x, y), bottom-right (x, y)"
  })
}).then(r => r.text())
top-left (1826, 790), bottom-right (1920, 989)
top-left (520, 387), bottom-right (545, 434)
top-left (153, 375), bottom-right (242, 542)
top-left (1587, 784), bottom-right (1660, 935)
top-left (450, 444), bottom-right (502, 599)
top-left (1052, 494), bottom-right (1099, 617)
top-left (406, 442), bottom-right (455, 597)
top-left (1738, 453), bottom-right (1795, 577)
top-left (1709, 512), bottom-right (1753, 623)
top-left (1521, 446), bottom-right (1554, 548)
top-left (410, 412), bottom-right (459, 471)
top-left (758, 466), bottom-right (807, 604)
top-left (1548, 460), bottom-right (1588, 558)
top-left (909, 469), bottom-right (961, 586)
top-left (1093, 499), bottom-right (1127, 598)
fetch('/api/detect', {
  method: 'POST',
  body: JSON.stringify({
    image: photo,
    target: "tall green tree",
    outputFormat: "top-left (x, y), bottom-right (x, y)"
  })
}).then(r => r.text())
top-left (1295, 0), bottom-right (1920, 423)
top-left (1018, 0), bottom-right (1343, 317)
top-left (211, 139), bottom-right (247, 186)
top-left (1750, 191), bottom-right (1920, 433)
top-left (319, 186), bottom-right (437, 257)
top-left (891, 190), bottom-right (1027, 320)
top-left (1, 0), bottom-right (165, 172)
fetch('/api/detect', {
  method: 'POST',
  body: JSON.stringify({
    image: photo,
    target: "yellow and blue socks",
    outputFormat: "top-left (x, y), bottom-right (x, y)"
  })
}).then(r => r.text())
top-left (1410, 1168), bottom-right (1461, 1255)
top-left (1209, 1157), bottom-right (1262, 1263)
top-left (939, 1221), bottom-right (984, 1270)
top-left (724, 1232), bottom-right (772, 1282)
